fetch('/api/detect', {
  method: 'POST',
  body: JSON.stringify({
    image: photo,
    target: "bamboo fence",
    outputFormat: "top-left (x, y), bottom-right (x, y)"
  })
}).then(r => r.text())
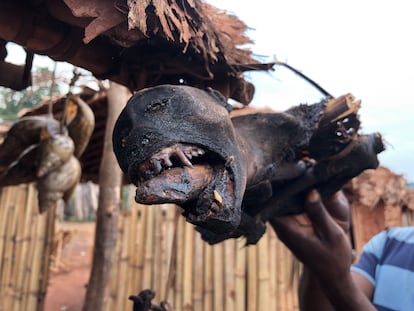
top-left (0, 184), bottom-right (56, 311)
top-left (1, 180), bottom-right (413, 311)
top-left (106, 193), bottom-right (300, 311)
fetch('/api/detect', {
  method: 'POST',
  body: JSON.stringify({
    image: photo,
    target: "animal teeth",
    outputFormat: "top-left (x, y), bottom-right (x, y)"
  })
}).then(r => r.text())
top-left (163, 156), bottom-right (173, 167)
top-left (176, 149), bottom-right (193, 168)
top-left (140, 144), bottom-right (206, 180)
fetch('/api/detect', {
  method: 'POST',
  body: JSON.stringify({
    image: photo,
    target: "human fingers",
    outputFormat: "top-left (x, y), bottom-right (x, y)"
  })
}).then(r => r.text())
top-left (270, 216), bottom-right (323, 261)
top-left (305, 190), bottom-right (344, 244)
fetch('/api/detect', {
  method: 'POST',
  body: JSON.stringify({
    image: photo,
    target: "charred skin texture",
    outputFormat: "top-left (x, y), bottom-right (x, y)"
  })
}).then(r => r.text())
top-left (113, 85), bottom-right (385, 244)
top-left (113, 85), bottom-right (247, 234)
top-left (0, 95), bottom-right (94, 213)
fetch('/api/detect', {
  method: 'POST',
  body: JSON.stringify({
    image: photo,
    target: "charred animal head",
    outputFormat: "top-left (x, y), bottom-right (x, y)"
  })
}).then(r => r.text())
top-left (113, 85), bottom-right (247, 234)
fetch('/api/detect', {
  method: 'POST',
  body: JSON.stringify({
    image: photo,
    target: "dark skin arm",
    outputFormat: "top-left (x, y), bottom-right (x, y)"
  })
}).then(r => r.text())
top-left (269, 190), bottom-right (375, 311)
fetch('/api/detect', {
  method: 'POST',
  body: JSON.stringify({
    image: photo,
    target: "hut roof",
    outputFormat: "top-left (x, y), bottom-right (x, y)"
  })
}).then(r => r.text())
top-left (0, 0), bottom-right (273, 104)
top-left (344, 166), bottom-right (412, 208)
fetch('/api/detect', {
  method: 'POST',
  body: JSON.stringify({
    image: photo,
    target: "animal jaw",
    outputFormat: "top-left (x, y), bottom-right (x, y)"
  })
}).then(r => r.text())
top-left (113, 85), bottom-right (247, 234)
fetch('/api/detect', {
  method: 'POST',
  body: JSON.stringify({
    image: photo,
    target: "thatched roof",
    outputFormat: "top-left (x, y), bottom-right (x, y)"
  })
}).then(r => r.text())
top-left (344, 166), bottom-right (413, 209)
top-left (0, 0), bottom-right (272, 104)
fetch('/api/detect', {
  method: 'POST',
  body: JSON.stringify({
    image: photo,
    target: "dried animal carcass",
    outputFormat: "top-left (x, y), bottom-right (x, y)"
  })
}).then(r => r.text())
top-left (113, 84), bottom-right (384, 244)
top-left (0, 95), bottom-right (94, 213)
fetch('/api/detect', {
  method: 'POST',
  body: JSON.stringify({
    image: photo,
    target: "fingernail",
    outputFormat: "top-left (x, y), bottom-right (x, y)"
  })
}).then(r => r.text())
top-left (307, 190), bottom-right (320, 203)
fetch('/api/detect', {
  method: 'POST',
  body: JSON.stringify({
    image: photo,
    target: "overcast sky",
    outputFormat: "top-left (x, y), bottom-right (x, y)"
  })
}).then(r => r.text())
top-left (208, 0), bottom-right (414, 182)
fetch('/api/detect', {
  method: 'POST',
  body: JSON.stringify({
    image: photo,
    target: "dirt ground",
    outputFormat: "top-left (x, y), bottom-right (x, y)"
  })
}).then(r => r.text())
top-left (44, 222), bottom-right (95, 311)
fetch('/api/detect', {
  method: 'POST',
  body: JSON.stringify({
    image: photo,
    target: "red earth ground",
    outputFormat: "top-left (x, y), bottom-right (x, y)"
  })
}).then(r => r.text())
top-left (44, 222), bottom-right (95, 311)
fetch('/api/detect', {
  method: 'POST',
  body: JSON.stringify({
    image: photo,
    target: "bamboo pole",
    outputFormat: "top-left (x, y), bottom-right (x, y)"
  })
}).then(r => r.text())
top-left (105, 210), bottom-right (125, 311)
top-left (257, 234), bottom-right (270, 311)
top-left (275, 239), bottom-right (283, 311)
top-left (162, 205), bottom-right (178, 307)
top-left (157, 205), bottom-right (169, 302)
top-left (152, 205), bottom-right (163, 303)
top-left (22, 186), bottom-right (39, 311)
top-left (183, 222), bottom-right (194, 311)
top-left (213, 242), bottom-right (224, 311)
top-left (13, 185), bottom-right (32, 311)
top-left (126, 198), bottom-right (139, 299)
top-left (0, 188), bottom-right (11, 255)
top-left (135, 204), bottom-right (148, 292)
top-left (203, 243), bottom-right (213, 311)
top-left (235, 238), bottom-right (246, 311)
top-left (268, 226), bottom-right (278, 310)
top-left (247, 245), bottom-right (257, 311)
top-left (0, 187), bottom-right (12, 310)
top-left (174, 216), bottom-right (185, 311)
top-left (224, 240), bottom-right (235, 311)
top-left (2, 186), bottom-right (20, 310)
top-left (143, 205), bottom-right (155, 289)
top-left (116, 211), bottom-right (131, 311)
top-left (26, 210), bottom-right (47, 310)
top-left (192, 230), bottom-right (204, 311)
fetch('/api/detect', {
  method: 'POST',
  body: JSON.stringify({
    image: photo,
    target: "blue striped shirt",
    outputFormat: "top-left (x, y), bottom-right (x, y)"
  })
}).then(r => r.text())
top-left (351, 227), bottom-right (414, 311)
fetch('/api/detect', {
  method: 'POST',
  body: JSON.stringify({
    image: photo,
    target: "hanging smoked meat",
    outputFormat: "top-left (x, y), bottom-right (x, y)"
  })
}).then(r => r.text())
top-left (0, 95), bottom-right (94, 213)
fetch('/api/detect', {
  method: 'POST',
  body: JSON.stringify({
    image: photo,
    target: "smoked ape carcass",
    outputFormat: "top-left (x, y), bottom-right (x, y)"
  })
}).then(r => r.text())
top-left (113, 84), bottom-right (384, 244)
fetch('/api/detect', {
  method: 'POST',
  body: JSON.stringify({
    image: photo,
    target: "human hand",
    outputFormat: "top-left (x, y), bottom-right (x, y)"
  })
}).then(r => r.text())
top-left (269, 189), bottom-right (352, 282)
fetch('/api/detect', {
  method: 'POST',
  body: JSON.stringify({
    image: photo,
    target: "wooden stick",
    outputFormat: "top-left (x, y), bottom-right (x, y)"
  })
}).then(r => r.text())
top-left (22, 185), bottom-right (39, 311)
top-left (203, 243), bottom-right (213, 311)
top-left (0, 187), bottom-right (11, 307)
top-left (162, 204), bottom-right (178, 305)
top-left (235, 238), bottom-right (246, 311)
top-left (116, 211), bottom-right (131, 311)
top-left (105, 210), bottom-right (124, 311)
top-left (26, 209), bottom-right (47, 309)
top-left (152, 205), bottom-right (165, 304)
top-left (182, 221), bottom-right (194, 311)
top-left (224, 240), bottom-right (235, 311)
top-left (135, 204), bottom-right (148, 291)
top-left (213, 243), bottom-right (224, 311)
top-left (143, 205), bottom-right (155, 289)
top-left (267, 225), bottom-right (278, 310)
top-left (13, 185), bottom-right (32, 311)
top-left (275, 239), bottom-right (282, 311)
top-left (126, 198), bottom-right (139, 304)
top-left (13, 185), bottom-right (31, 311)
top-left (174, 216), bottom-right (185, 311)
top-left (257, 234), bottom-right (270, 311)
top-left (247, 245), bottom-right (257, 311)
top-left (192, 230), bottom-right (204, 311)
top-left (2, 186), bottom-right (20, 310)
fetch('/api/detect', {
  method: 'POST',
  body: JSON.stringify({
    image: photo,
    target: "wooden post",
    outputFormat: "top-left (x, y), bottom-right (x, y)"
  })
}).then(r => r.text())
top-left (82, 82), bottom-right (129, 311)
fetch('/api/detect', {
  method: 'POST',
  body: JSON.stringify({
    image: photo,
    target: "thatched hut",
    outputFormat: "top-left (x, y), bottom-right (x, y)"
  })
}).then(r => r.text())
top-left (344, 166), bottom-right (414, 255)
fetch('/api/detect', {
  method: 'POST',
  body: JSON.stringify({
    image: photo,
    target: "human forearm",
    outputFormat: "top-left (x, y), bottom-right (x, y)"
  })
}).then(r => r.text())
top-left (298, 267), bottom-right (335, 311)
top-left (271, 190), bottom-right (376, 311)
top-left (317, 272), bottom-right (376, 311)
